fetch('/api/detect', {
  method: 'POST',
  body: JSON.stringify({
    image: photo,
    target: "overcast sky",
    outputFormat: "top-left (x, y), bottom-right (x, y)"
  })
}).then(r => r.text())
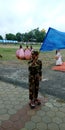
top-left (0, 0), bottom-right (65, 38)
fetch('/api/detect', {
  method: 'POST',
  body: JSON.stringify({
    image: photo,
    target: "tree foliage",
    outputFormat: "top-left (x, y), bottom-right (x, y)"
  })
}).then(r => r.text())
top-left (1, 28), bottom-right (46, 42)
top-left (21, 28), bottom-right (46, 42)
top-left (5, 33), bottom-right (16, 40)
top-left (16, 33), bottom-right (22, 42)
top-left (0, 35), bottom-right (3, 40)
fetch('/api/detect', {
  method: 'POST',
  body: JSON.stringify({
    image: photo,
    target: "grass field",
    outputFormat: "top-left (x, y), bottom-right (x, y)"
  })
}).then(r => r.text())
top-left (0, 44), bottom-right (65, 68)
top-left (0, 44), bottom-right (40, 60)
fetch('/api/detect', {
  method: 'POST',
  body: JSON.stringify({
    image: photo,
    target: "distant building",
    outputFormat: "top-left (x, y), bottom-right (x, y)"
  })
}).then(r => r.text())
top-left (0, 39), bottom-right (18, 44)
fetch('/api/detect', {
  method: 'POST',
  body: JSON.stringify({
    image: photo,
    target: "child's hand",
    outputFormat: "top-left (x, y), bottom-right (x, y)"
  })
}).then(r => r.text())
top-left (55, 56), bottom-right (58, 60)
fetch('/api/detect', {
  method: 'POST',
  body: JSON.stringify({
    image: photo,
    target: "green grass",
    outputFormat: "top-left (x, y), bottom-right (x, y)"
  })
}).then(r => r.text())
top-left (0, 44), bottom-right (41, 61)
top-left (0, 47), bottom-right (17, 60)
top-left (0, 44), bottom-right (65, 68)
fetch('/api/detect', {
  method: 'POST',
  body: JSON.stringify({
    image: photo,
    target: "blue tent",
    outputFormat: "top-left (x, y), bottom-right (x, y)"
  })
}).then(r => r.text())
top-left (40, 27), bottom-right (65, 51)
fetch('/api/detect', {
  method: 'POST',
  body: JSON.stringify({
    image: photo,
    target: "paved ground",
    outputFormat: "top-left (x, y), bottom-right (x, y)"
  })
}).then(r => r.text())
top-left (0, 81), bottom-right (65, 130)
top-left (0, 61), bottom-right (65, 130)
top-left (0, 61), bottom-right (65, 99)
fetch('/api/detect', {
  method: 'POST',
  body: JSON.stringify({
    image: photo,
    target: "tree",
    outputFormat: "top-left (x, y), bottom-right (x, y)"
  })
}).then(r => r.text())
top-left (16, 33), bottom-right (22, 42)
top-left (0, 35), bottom-right (3, 40)
top-left (5, 33), bottom-right (16, 40)
top-left (22, 33), bottom-right (29, 42)
top-left (5, 27), bottom-right (46, 42)
top-left (32, 28), bottom-right (46, 42)
top-left (21, 28), bottom-right (46, 42)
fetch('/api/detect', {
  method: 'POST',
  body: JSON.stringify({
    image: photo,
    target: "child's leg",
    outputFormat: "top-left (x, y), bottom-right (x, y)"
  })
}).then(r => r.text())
top-left (29, 76), bottom-right (35, 108)
top-left (34, 79), bottom-right (41, 105)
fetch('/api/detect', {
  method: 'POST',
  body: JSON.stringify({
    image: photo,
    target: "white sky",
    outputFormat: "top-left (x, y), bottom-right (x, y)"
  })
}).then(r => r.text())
top-left (0, 0), bottom-right (65, 38)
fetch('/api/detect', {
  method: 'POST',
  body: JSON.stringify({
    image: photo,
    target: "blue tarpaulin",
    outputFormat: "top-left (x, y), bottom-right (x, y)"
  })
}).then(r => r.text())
top-left (40, 27), bottom-right (65, 51)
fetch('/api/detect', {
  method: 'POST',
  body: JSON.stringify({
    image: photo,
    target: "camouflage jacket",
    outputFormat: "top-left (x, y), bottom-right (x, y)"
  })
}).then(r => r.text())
top-left (28, 59), bottom-right (42, 77)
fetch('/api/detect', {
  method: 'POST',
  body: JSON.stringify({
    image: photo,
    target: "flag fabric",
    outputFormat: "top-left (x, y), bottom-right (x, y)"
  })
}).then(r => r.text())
top-left (40, 27), bottom-right (65, 52)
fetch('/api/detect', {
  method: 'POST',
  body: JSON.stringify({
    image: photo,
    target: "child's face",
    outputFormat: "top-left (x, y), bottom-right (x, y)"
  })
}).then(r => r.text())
top-left (35, 55), bottom-right (38, 60)
top-left (32, 54), bottom-right (35, 59)
top-left (32, 54), bottom-right (38, 60)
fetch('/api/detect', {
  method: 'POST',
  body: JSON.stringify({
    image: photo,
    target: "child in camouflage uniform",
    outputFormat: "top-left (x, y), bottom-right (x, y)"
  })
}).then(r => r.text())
top-left (28, 50), bottom-right (42, 108)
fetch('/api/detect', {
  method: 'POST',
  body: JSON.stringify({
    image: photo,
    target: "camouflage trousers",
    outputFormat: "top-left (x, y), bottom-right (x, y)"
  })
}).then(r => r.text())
top-left (29, 74), bottom-right (39, 100)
